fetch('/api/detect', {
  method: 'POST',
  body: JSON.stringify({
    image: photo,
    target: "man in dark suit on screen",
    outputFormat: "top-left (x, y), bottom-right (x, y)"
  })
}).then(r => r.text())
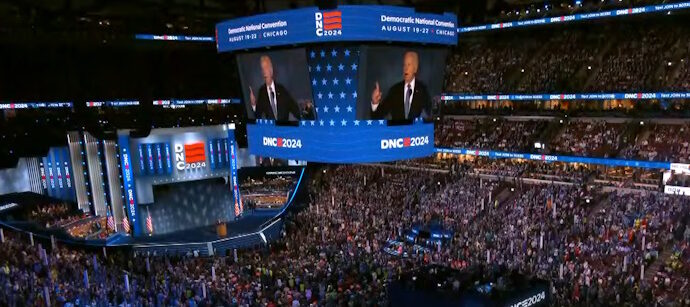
top-left (370, 51), bottom-right (431, 120)
top-left (249, 55), bottom-right (301, 121)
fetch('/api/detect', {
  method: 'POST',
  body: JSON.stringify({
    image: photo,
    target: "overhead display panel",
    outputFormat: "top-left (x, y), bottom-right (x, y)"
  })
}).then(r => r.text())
top-left (215, 5), bottom-right (457, 52)
top-left (248, 120), bottom-right (433, 163)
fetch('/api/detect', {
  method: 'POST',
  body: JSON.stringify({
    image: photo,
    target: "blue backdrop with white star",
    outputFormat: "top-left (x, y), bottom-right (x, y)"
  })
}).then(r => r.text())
top-left (308, 47), bottom-right (359, 122)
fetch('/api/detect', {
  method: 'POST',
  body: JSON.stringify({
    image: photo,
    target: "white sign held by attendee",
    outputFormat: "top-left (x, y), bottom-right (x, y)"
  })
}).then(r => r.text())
top-left (233, 249), bottom-right (238, 263)
top-left (30, 232), bottom-right (34, 246)
top-left (640, 264), bottom-right (644, 282)
top-left (641, 228), bottom-right (646, 252)
top-left (202, 282), bottom-right (207, 298)
top-left (212, 266), bottom-right (216, 281)
top-left (125, 274), bottom-right (130, 292)
top-left (44, 286), bottom-right (51, 306)
top-left (539, 232), bottom-right (544, 250)
top-left (623, 255), bottom-right (628, 272)
top-left (40, 245), bottom-right (48, 266)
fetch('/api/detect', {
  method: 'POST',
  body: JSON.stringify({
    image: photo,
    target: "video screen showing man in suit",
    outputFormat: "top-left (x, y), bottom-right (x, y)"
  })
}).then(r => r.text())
top-left (249, 56), bottom-right (300, 121)
top-left (237, 49), bottom-right (315, 123)
top-left (357, 47), bottom-right (447, 122)
top-left (370, 51), bottom-right (431, 120)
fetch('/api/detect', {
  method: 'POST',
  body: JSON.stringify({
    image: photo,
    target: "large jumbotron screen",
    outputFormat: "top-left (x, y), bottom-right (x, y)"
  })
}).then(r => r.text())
top-left (218, 5), bottom-right (457, 163)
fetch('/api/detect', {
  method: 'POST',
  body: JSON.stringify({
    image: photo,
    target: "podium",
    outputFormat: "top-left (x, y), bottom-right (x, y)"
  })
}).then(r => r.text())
top-left (216, 222), bottom-right (227, 237)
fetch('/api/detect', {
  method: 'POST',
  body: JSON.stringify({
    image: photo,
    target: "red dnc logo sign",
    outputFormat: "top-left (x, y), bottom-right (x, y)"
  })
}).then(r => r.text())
top-left (315, 10), bottom-right (342, 37)
top-left (263, 137), bottom-right (303, 149)
top-left (175, 142), bottom-right (207, 170)
top-left (380, 136), bottom-right (429, 149)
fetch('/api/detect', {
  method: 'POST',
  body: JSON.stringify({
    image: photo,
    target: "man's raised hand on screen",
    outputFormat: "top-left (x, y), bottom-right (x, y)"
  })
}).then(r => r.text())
top-left (372, 81), bottom-right (382, 105)
top-left (249, 86), bottom-right (256, 107)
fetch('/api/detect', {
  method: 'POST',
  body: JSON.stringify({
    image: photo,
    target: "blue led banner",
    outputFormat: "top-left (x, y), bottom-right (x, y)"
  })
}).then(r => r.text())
top-left (441, 92), bottom-right (690, 101)
top-left (227, 135), bottom-right (243, 218)
top-left (86, 100), bottom-right (140, 107)
top-left (38, 147), bottom-right (76, 201)
top-left (118, 134), bottom-right (141, 236)
top-left (209, 140), bottom-right (216, 170)
top-left (435, 147), bottom-right (671, 170)
top-left (248, 120), bottom-right (434, 163)
top-left (153, 98), bottom-right (241, 106)
top-left (458, 1), bottom-right (690, 33)
top-left (0, 102), bottom-right (72, 109)
top-left (216, 5), bottom-right (457, 52)
top-left (135, 34), bottom-right (215, 42)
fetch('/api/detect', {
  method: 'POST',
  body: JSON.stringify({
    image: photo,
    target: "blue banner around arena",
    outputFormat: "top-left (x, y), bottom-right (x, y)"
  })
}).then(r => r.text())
top-left (458, 2), bottom-right (690, 33)
top-left (135, 34), bottom-right (215, 42)
top-left (435, 147), bottom-right (671, 170)
top-left (441, 92), bottom-right (690, 101)
top-left (0, 102), bottom-right (72, 109)
top-left (248, 120), bottom-right (434, 163)
top-left (216, 5), bottom-right (457, 52)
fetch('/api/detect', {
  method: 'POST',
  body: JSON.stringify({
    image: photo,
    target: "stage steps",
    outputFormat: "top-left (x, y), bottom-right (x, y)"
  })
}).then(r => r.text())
top-left (132, 218), bottom-right (284, 257)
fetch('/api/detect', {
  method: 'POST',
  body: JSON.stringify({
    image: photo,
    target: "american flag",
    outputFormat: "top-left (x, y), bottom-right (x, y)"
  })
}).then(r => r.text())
top-left (107, 210), bottom-right (116, 231)
top-left (122, 216), bottom-right (130, 233)
top-left (146, 209), bottom-right (154, 234)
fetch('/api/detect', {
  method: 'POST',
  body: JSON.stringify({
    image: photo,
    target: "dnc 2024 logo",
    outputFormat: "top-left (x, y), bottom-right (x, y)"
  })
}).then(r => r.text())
top-left (380, 136), bottom-right (429, 149)
top-left (315, 10), bottom-right (342, 37)
top-left (174, 142), bottom-right (207, 171)
top-left (263, 137), bottom-right (303, 149)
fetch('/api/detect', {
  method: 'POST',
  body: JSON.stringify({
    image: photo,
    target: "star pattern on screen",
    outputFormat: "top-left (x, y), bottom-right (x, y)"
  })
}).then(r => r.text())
top-left (305, 47), bottom-right (370, 126)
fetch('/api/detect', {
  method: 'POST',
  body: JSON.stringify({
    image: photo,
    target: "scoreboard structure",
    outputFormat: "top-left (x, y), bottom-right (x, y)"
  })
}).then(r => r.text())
top-left (216, 5), bottom-right (457, 163)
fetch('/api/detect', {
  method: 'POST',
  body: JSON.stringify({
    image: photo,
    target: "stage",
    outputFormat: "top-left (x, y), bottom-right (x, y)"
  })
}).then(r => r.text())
top-left (109, 209), bottom-right (278, 245)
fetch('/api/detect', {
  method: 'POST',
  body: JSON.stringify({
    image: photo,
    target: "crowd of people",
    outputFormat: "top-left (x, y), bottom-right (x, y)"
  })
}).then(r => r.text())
top-left (619, 123), bottom-right (690, 163)
top-left (445, 24), bottom-right (688, 94)
top-left (29, 202), bottom-right (83, 229)
top-left (2, 164), bottom-right (689, 306)
top-left (436, 116), bottom-right (690, 163)
top-left (65, 217), bottom-right (113, 240)
top-left (435, 117), bottom-right (546, 152)
top-left (551, 121), bottom-right (626, 158)
top-left (241, 176), bottom-right (297, 210)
